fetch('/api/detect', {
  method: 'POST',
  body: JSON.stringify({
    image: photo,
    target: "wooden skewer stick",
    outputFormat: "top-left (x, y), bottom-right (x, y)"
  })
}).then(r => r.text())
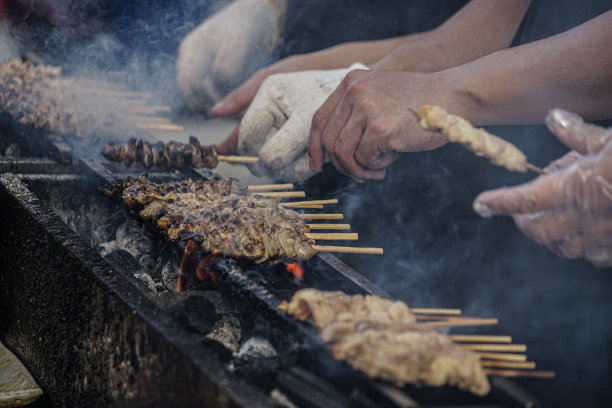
top-left (300, 214), bottom-right (344, 220)
top-left (254, 191), bottom-right (306, 198)
top-left (425, 318), bottom-right (499, 328)
top-left (292, 204), bottom-right (324, 209)
top-left (73, 77), bottom-right (128, 90)
top-left (75, 88), bottom-right (153, 99)
top-left (459, 344), bottom-right (526, 353)
top-left (306, 223), bottom-right (351, 230)
top-left (124, 115), bottom-right (171, 124)
top-left (305, 233), bottom-right (358, 240)
top-left (137, 124), bottom-right (184, 132)
top-left (410, 308), bottom-right (461, 315)
top-left (282, 199), bottom-right (339, 207)
top-left (129, 105), bottom-right (172, 114)
top-left (247, 184), bottom-right (294, 191)
top-left (481, 361), bottom-right (536, 369)
top-left (218, 155), bottom-right (260, 163)
top-left (312, 245), bottom-right (383, 255)
top-left (479, 352), bottom-right (527, 362)
top-left (483, 369), bottom-right (555, 379)
top-left (526, 163), bottom-right (547, 175)
top-left (450, 334), bottom-right (512, 343)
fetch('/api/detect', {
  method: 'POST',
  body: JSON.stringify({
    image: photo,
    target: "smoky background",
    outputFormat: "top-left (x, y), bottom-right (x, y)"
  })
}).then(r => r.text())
top-left (0, 0), bottom-right (610, 406)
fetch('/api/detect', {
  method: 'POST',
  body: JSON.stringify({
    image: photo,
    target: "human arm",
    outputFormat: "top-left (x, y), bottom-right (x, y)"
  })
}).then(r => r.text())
top-left (308, 10), bottom-right (612, 181)
top-left (212, 0), bottom-right (532, 117)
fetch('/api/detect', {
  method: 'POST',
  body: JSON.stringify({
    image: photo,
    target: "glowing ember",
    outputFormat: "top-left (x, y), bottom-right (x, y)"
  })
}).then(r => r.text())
top-left (286, 262), bottom-right (304, 280)
top-left (195, 252), bottom-right (218, 284)
top-left (177, 241), bottom-right (218, 291)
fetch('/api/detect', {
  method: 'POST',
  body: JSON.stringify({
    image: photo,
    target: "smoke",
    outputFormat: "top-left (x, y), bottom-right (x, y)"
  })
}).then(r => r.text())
top-left (4, 0), bottom-right (228, 107)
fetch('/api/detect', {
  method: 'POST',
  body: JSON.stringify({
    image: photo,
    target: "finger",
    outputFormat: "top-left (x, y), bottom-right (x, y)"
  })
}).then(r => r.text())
top-left (544, 150), bottom-right (582, 172)
top-left (237, 84), bottom-right (286, 156)
top-left (545, 108), bottom-right (612, 154)
top-left (547, 234), bottom-right (585, 260)
top-left (513, 208), bottom-right (581, 246)
top-left (259, 113), bottom-right (311, 170)
top-left (212, 72), bottom-right (266, 117)
top-left (216, 123), bottom-right (240, 155)
top-left (308, 78), bottom-right (351, 172)
top-left (276, 152), bottom-right (318, 182)
top-left (353, 123), bottom-right (399, 170)
top-left (473, 169), bottom-right (571, 217)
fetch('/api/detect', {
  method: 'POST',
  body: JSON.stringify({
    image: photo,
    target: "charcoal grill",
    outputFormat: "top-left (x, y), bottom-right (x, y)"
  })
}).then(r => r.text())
top-left (0, 120), bottom-right (542, 407)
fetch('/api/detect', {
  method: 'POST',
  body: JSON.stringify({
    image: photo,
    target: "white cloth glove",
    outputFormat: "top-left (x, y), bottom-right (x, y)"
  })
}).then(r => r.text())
top-left (176, 0), bottom-right (284, 113)
top-left (238, 63), bottom-right (370, 181)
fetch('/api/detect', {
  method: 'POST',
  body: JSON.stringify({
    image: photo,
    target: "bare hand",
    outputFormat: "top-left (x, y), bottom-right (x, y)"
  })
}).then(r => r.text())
top-left (308, 69), bottom-right (448, 182)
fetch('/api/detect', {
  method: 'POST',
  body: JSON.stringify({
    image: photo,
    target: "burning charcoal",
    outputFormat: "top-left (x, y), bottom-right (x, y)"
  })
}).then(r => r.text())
top-left (270, 389), bottom-right (298, 408)
top-left (235, 337), bottom-right (277, 364)
top-left (115, 219), bottom-right (158, 276)
top-left (206, 315), bottom-right (242, 353)
top-left (161, 257), bottom-right (180, 291)
top-left (103, 249), bottom-right (156, 292)
top-left (4, 142), bottom-right (21, 157)
top-left (168, 295), bottom-right (218, 334)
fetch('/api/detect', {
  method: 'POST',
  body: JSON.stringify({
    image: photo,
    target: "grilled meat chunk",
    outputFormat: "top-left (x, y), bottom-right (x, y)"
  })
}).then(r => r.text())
top-left (416, 105), bottom-right (528, 172)
top-left (103, 136), bottom-right (219, 169)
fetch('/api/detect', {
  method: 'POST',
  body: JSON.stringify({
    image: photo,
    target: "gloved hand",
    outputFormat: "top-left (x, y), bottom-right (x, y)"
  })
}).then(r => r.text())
top-left (176, 0), bottom-right (285, 114)
top-left (237, 63), bottom-right (369, 181)
top-left (473, 108), bottom-right (612, 268)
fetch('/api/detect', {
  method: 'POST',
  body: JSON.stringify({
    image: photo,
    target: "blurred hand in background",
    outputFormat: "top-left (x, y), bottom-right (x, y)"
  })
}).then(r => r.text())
top-left (176, 0), bottom-right (285, 115)
top-left (474, 109), bottom-right (612, 268)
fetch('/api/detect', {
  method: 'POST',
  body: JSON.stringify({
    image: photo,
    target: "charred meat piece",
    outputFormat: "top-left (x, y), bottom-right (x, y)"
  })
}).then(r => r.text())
top-left (102, 136), bottom-right (219, 169)
top-left (280, 289), bottom-right (490, 396)
top-left (107, 175), bottom-right (316, 262)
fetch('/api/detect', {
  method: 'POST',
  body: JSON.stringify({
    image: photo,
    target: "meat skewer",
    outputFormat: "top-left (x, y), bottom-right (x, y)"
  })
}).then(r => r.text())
top-left (102, 137), bottom-right (259, 169)
top-left (278, 289), bottom-right (491, 396)
top-left (104, 175), bottom-right (383, 262)
top-left (414, 105), bottom-right (545, 174)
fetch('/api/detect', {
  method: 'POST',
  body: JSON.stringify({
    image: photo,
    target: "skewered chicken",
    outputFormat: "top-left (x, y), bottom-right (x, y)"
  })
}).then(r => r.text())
top-left (279, 289), bottom-right (490, 396)
top-left (103, 136), bottom-right (219, 169)
top-left (416, 105), bottom-right (528, 172)
top-left (0, 57), bottom-right (142, 138)
top-left (278, 289), bottom-right (417, 342)
top-left (105, 175), bottom-right (317, 262)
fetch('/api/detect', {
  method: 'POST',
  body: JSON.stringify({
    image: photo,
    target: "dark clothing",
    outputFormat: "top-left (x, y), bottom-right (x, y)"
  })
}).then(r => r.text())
top-left (281, 0), bottom-right (467, 57)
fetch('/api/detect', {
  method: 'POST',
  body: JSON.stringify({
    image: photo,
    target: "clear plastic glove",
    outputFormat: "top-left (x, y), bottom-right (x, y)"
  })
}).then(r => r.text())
top-left (237, 63), bottom-right (369, 181)
top-left (176, 0), bottom-right (284, 114)
top-left (474, 108), bottom-right (612, 268)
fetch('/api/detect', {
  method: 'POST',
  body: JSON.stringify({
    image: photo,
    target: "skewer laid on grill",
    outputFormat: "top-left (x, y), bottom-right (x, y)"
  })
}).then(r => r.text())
top-left (102, 136), bottom-right (259, 170)
top-left (104, 175), bottom-right (383, 263)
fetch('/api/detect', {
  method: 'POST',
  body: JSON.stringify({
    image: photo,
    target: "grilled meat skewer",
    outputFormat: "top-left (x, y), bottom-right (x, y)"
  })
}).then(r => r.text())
top-left (103, 136), bottom-right (219, 169)
top-left (105, 175), bottom-right (317, 262)
top-left (280, 289), bottom-right (491, 396)
top-left (416, 105), bottom-right (529, 173)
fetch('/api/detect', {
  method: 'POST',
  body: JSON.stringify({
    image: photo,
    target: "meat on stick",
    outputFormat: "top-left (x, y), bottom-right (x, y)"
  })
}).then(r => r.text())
top-left (415, 105), bottom-right (545, 174)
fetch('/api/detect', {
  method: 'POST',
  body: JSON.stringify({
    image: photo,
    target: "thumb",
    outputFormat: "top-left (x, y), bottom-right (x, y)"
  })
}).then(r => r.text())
top-left (545, 108), bottom-right (611, 155)
top-left (259, 112), bottom-right (311, 169)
